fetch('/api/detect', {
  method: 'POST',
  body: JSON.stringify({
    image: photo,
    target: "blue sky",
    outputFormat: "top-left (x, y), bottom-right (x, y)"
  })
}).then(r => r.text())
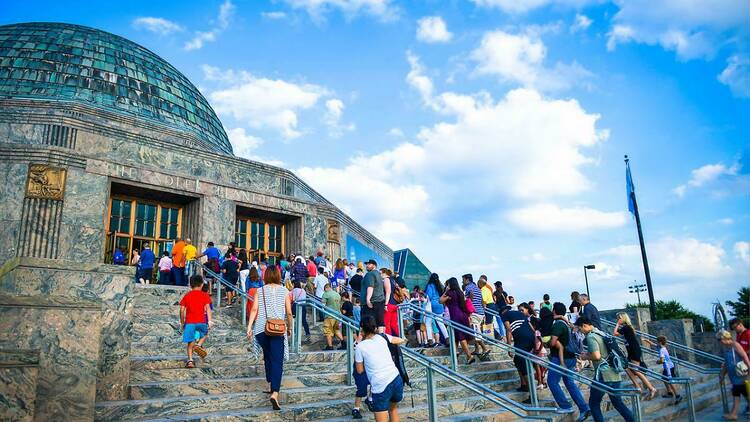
top-left (4, 0), bottom-right (749, 319)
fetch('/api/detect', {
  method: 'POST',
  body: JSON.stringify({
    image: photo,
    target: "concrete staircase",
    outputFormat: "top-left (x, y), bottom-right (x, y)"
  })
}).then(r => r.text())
top-left (94, 285), bottom-right (724, 421)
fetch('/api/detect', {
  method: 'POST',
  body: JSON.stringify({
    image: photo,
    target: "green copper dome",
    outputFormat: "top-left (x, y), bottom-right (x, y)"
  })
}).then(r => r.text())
top-left (0, 22), bottom-right (233, 155)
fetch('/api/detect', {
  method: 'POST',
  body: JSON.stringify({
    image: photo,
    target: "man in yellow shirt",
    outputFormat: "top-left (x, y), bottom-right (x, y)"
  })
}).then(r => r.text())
top-left (478, 277), bottom-right (496, 331)
top-left (184, 238), bottom-right (197, 278)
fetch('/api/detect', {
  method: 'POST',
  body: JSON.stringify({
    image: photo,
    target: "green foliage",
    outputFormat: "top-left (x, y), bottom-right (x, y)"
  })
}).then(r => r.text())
top-left (725, 287), bottom-right (750, 327)
top-left (626, 300), bottom-right (714, 331)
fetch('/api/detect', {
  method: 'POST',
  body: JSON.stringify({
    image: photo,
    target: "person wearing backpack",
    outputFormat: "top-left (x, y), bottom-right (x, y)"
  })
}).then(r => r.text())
top-left (548, 302), bottom-right (591, 419)
top-left (576, 316), bottom-right (635, 422)
top-left (355, 315), bottom-right (406, 422)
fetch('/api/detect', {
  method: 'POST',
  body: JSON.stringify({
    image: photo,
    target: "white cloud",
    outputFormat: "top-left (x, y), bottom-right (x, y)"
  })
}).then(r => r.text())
top-left (606, 0), bottom-right (750, 61)
top-left (735, 241), bottom-right (750, 263)
top-left (521, 252), bottom-right (546, 262)
top-left (507, 203), bottom-right (628, 233)
top-left (203, 65), bottom-right (328, 139)
top-left (132, 17), bottom-right (184, 35)
top-left (324, 98), bottom-right (355, 138)
top-left (470, 0), bottom-right (597, 14)
top-left (600, 237), bottom-right (732, 278)
top-left (522, 266), bottom-right (579, 281)
top-left (416, 16), bottom-right (453, 43)
top-left (650, 237), bottom-right (730, 277)
top-left (438, 232), bottom-right (461, 241)
top-left (718, 55), bottom-right (750, 98)
top-left (571, 14), bottom-right (592, 32)
top-left (673, 162), bottom-right (740, 197)
top-left (471, 30), bottom-right (593, 92)
top-left (282, 0), bottom-right (397, 22)
top-left (227, 127), bottom-right (263, 159)
top-left (295, 52), bottom-right (609, 247)
top-left (717, 218), bottom-right (734, 225)
top-left (262, 11), bottom-right (288, 19)
top-left (185, 0), bottom-right (235, 51)
top-left (388, 128), bottom-right (405, 137)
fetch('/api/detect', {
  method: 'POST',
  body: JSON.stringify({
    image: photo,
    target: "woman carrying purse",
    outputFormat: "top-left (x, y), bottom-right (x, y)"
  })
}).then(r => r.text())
top-left (247, 265), bottom-right (293, 410)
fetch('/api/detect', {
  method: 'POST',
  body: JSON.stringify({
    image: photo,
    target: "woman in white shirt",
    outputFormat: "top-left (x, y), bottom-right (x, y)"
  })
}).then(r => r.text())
top-left (355, 315), bottom-right (405, 421)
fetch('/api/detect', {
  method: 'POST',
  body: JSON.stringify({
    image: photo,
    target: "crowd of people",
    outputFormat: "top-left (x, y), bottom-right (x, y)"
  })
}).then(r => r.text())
top-left (161, 242), bottom-right (749, 421)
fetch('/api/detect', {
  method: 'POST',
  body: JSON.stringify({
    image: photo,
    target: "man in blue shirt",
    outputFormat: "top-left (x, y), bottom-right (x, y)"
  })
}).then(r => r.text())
top-left (139, 243), bottom-right (156, 284)
top-left (463, 274), bottom-right (490, 358)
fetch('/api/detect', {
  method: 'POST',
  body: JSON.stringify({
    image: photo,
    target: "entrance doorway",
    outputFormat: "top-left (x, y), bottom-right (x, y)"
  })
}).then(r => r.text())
top-left (234, 206), bottom-right (301, 265)
top-left (105, 182), bottom-right (198, 265)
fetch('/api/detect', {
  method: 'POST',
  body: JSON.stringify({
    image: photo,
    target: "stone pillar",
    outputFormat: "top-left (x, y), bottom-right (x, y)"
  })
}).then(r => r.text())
top-left (57, 168), bottom-right (108, 263)
top-left (199, 192), bottom-right (235, 251)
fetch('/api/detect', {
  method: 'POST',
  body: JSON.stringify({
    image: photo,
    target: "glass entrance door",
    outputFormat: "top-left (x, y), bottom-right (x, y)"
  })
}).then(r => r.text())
top-left (235, 218), bottom-right (285, 265)
top-left (106, 197), bottom-right (182, 265)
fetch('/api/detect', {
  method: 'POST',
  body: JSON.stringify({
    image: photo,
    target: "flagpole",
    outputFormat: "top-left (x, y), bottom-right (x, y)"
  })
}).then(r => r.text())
top-left (625, 155), bottom-right (657, 321)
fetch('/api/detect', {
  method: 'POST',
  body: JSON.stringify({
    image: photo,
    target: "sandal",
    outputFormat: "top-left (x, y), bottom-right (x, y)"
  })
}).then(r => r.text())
top-left (185, 360), bottom-right (195, 368)
top-left (648, 389), bottom-right (658, 401)
top-left (194, 345), bottom-right (208, 359)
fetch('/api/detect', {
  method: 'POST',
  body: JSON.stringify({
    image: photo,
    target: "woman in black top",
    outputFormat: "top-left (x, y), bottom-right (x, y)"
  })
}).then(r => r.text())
top-left (613, 312), bottom-right (657, 399)
top-left (221, 252), bottom-right (240, 307)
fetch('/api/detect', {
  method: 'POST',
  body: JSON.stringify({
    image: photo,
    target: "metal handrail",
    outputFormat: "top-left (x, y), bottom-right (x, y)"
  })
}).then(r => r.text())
top-left (600, 318), bottom-right (723, 365)
top-left (201, 265), bottom-right (253, 326)
top-left (291, 298), bottom-right (555, 422)
top-left (485, 305), bottom-right (705, 420)
top-left (398, 301), bottom-right (644, 421)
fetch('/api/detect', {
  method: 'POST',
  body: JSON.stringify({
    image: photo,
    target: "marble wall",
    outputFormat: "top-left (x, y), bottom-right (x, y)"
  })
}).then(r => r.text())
top-left (58, 168), bottom-right (108, 263)
top-left (0, 349), bottom-right (39, 422)
top-left (0, 258), bottom-right (134, 402)
top-left (0, 162), bottom-right (27, 263)
top-left (0, 294), bottom-right (102, 422)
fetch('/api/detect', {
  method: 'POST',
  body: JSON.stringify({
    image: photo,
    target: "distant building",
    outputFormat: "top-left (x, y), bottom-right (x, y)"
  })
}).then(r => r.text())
top-left (394, 248), bottom-right (432, 291)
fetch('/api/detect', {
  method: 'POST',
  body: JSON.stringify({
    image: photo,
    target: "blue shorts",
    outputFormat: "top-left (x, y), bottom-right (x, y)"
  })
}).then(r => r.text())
top-left (371, 376), bottom-right (403, 412)
top-left (354, 363), bottom-right (369, 398)
top-left (183, 323), bottom-right (208, 343)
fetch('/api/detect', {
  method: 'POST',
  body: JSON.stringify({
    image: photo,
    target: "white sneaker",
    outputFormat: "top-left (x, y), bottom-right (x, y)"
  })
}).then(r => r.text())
top-left (555, 407), bottom-right (575, 414)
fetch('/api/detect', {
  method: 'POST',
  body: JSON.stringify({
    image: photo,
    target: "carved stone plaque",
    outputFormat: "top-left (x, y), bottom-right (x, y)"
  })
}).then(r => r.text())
top-left (327, 220), bottom-right (341, 244)
top-left (25, 164), bottom-right (67, 200)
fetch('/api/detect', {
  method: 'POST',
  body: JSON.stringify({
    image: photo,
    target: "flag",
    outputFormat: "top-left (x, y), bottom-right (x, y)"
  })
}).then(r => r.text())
top-left (626, 161), bottom-right (636, 216)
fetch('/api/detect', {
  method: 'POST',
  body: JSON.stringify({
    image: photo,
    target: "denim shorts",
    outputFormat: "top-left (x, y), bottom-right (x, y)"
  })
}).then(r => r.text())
top-left (371, 375), bottom-right (403, 412)
top-left (183, 323), bottom-right (208, 343)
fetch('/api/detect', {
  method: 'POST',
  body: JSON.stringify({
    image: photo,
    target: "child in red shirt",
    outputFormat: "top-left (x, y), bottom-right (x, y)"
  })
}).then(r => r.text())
top-left (180, 275), bottom-right (213, 368)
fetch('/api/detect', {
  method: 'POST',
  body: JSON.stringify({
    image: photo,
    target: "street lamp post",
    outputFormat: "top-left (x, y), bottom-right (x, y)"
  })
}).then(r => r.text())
top-left (583, 264), bottom-right (596, 299)
top-left (628, 282), bottom-right (647, 306)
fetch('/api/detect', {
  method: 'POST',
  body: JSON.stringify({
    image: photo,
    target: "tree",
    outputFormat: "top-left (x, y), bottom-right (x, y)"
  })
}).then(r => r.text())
top-left (626, 300), bottom-right (714, 331)
top-left (725, 287), bottom-right (750, 327)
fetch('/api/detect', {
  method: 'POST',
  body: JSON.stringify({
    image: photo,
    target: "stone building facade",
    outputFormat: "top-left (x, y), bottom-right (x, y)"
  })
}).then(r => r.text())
top-left (0, 22), bottom-right (391, 421)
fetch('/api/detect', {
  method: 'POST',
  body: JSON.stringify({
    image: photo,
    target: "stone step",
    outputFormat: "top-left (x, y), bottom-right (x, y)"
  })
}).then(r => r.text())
top-left (98, 377), bottom-right (528, 421)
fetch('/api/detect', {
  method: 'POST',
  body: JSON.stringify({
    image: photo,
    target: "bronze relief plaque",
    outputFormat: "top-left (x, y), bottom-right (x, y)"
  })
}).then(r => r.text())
top-left (25, 164), bottom-right (67, 200)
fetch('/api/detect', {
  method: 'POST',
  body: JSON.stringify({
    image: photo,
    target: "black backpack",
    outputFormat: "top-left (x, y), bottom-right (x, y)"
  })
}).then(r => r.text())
top-left (379, 333), bottom-right (410, 387)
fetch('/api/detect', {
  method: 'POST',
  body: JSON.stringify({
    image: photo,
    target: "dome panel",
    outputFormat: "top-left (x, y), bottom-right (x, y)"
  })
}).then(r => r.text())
top-left (0, 22), bottom-right (233, 155)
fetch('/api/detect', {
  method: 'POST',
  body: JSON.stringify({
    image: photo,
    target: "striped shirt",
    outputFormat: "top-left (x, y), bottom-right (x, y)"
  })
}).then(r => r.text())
top-left (252, 285), bottom-right (289, 336)
top-left (464, 282), bottom-right (484, 315)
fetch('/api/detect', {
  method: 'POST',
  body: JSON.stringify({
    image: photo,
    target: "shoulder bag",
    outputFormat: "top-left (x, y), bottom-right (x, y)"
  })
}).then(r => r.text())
top-left (262, 286), bottom-right (287, 336)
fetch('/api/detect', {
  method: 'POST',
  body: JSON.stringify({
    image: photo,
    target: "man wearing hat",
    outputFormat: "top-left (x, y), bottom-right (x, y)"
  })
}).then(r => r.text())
top-left (360, 259), bottom-right (386, 333)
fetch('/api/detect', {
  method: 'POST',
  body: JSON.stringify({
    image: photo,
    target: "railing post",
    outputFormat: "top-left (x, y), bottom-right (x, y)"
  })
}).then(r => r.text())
top-left (293, 302), bottom-right (303, 353)
top-left (631, 393), bottom-right (642, 422)
top-left (684, 381), bottom-right (695, 422)
top-left (720, 374), bottom-right (728, 413)
top-left (525, 358), bottom-right (537, 407)
top-left (241, 295), bottom-right (247, 327)
top-left (346, 324), bottom-right (354, 386)
top-left (215, 280), bottom-right (221, 314)
top-left (397, 305), bottom-right (405, 339)
top-left (448, 325), bottom-right (457, 371)
top-left (426, 365), bottom-right (438, 422)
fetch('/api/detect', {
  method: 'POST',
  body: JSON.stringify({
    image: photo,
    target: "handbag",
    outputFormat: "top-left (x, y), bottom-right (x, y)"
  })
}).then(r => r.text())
top-left (733, 348), bottom-right (749, 377)
top-left (262, 286), bottom-right (286, 336)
